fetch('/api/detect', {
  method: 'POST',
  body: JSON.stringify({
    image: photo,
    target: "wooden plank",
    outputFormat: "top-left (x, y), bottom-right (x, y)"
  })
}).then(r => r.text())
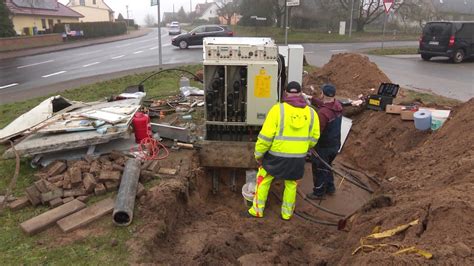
top-left (20, 199), bottom-right (86, 236)
top-left (9, 197), bottom-right (30, 211)
top-left (57, 198), bottom-right (115, 233)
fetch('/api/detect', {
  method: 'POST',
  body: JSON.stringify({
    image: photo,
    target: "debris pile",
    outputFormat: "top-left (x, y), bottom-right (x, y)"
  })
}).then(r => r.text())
top-left (303, 53), bottom-right (391, 98)
top-left (17, 152), bottom-right (147, 211)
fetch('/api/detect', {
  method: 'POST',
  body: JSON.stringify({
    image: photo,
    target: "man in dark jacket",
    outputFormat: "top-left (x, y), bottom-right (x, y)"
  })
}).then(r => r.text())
top-left (307, 84), bottom-right (343, 200)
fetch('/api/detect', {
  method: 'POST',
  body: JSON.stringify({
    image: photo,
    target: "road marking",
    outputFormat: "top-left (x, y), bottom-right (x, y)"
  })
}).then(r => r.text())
top-left (78, 50), bottom-right (103, 56)
top-left (83, 62), bottom-right (101, 67)
top-left (149, 46), bottom-right (158, 50)
top-left (330, 49), bottom-right (348, 53)
top-left (17, 60), bottom-right (54, 69)
top-left (150, 44), bottom-right (171, 50)
top-left (42, 71), bottom-right (66, 78)
top-left (111, 55), bottom-right (125, 59)
top-left (0, 83), bottom-right (19, 89)
top-left (133, 51), bottom-right (143, 54)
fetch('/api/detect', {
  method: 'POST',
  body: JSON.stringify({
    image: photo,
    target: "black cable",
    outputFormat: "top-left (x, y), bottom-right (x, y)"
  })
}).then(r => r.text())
top-left (271, 191), bottom-right (338, 227)
top-left (138, 68), bottom-right (204, 87)
top-left (296, 190), bottom-right (346, 217)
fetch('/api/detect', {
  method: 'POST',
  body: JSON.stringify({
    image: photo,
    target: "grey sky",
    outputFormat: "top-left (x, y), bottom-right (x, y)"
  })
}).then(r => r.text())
top-left (59, 0), bottom-right (209, 24)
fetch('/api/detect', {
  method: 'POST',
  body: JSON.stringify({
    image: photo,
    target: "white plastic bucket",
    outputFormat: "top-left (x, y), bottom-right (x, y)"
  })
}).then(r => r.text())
top-left (242, 182), bottom-right (255, 207)
top-left (431, 114), bottom-right (448, 131)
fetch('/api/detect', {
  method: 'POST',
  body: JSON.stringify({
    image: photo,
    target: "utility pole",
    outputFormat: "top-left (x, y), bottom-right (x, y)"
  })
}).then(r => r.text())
top-left (126, 5), bottom-right (129, 33)
top-left (349, 0), bottom-right (354, 37)
top-left (190, 0), bottom-right (192, 13)
top-left (157, 0), bottom-right (163, 68)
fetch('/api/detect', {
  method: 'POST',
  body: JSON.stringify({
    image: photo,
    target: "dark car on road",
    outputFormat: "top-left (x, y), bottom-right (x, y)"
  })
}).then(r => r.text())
top-left (419, 21), bottom-right (474, 63)
top-left (171, 25), bottom-right (234, 49)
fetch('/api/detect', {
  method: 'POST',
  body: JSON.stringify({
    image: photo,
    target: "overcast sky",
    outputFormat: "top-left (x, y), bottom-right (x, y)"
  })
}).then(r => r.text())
top-left (59, 0), bottom-right (209, 24)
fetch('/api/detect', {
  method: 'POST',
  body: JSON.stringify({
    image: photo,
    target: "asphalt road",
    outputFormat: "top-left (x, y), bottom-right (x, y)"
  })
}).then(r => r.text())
top-left (0, 28), bottom-right (202, 104)
top-left (303, 42), bottom-right (474, 101)
top-left (0, 29), bottom-right (472, 104)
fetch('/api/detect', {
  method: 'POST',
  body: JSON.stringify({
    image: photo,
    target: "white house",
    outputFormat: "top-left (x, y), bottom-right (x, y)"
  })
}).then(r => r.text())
top-left (195, 0), bottom-right (233, 21)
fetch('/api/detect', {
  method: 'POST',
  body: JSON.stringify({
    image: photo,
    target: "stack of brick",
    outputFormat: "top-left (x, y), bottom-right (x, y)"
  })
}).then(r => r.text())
top-left (10, 150), bottom-right (176, 212)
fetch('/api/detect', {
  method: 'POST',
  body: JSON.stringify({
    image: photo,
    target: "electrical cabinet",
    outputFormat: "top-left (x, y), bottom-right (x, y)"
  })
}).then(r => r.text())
top-left (203, 38), bottom-right (280, 141)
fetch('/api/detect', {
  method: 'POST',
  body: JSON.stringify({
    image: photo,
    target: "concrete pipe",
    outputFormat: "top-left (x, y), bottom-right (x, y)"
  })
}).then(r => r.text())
top-left (113, 158), bottom-right (141, 226)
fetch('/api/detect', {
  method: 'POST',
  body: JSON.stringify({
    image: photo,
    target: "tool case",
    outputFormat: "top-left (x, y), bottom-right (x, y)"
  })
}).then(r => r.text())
top-left (367, 83), bottom-right (400, 111)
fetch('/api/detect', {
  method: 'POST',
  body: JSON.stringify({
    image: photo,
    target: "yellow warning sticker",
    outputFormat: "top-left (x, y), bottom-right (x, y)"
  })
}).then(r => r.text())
top-left (254, 68), bottom-right (271, 98)
top-left (369, 99), bottom-right (380, 106)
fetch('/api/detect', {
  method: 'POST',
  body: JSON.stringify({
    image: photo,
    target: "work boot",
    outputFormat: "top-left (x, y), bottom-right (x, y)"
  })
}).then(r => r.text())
top-left (326, 189), bottom-right (336, 196)
top-left (240, 210), bottom-right (262, 219)
top-left (306, 192), bottom-right (325, 200)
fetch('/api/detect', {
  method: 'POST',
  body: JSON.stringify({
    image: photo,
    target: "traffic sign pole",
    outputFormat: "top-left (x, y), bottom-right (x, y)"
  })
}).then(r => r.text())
top-left (157, 0), bottom-right (162, 69)
top-left (381, 0), bottom-right (394, 50)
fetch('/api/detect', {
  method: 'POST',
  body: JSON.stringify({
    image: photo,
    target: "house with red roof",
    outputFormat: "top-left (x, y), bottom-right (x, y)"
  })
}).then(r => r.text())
top-left (6, 0), bottom-right (83, 35)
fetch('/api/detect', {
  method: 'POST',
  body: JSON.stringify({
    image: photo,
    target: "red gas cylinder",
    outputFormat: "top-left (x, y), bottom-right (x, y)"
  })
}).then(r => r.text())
top-left (133, 112), bottom-right (151, 143)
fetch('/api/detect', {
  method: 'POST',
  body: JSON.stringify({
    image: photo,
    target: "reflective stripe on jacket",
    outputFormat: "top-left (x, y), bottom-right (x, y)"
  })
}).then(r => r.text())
top-left (255, 102), bottom-right (320, 159)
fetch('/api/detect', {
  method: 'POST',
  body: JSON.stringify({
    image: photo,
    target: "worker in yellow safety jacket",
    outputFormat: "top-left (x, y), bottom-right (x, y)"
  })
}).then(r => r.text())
top-left (248, 81), bottom-right (320, 220)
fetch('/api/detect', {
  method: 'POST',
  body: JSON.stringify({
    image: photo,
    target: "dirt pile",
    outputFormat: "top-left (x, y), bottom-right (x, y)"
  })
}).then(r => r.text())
top-left (334, 99), bottom-right (474, 264)
top-left (303, 53), bottom-right (391, 98)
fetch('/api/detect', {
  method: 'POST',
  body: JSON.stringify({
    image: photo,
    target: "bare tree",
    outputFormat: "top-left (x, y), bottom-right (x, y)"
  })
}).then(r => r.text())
top-left (217, 1), bottom-right (240, 25)
top-left (323, 0), bottom-right (406, 32)
top-left (398, 0), bottom-right (439, 29)
top-left (144, 14), bottom-right (156, 27)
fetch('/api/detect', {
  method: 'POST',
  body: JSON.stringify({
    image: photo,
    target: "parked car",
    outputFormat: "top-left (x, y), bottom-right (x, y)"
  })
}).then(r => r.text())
top-left (171, 25), bottom-right (234, 49)
top-left (419, 21), bottom-right (474, 63)
top-left (168, 25), bottom-right (181, 35)
top-left (170, 21), bottom-right (180, 27)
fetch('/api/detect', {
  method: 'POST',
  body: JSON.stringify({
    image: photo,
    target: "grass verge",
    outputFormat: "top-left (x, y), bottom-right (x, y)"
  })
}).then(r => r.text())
top-left (366, 47), bottom-right (419, 56)
top-left (183, 25), bottom-right (419, 43)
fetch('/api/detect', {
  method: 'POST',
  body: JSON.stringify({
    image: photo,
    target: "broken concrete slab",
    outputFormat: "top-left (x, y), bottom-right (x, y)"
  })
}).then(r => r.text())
top-left (9, 197), bottom-right (30, 211)
top-left (25, 185), bottom-right (41, 206)
top-left (20, 199), bottom-right (86, 236)
top-left (98, 171), bottom-right (121, 182)
top-left (57, 198), bottom-right (114, 233)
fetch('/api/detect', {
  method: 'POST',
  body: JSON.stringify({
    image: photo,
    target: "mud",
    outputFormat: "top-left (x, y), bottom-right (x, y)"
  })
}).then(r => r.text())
top-left (120, 54), bottom-right (473, 264)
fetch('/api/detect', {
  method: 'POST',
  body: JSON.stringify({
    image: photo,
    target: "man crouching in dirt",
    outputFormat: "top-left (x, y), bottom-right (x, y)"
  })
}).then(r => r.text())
top-left (249, 81), bottom-right (320, 220)
top-left (306, 84), bottom-right (343, 200)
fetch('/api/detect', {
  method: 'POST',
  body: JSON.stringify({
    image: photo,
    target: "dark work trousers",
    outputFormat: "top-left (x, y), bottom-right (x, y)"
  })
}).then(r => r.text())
top-left (311, 147), bottom-right (338, 196)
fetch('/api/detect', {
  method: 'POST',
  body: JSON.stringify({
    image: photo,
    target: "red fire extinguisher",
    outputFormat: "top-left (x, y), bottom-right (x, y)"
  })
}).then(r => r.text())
top-left (132, 112), bottom-right (151, 143)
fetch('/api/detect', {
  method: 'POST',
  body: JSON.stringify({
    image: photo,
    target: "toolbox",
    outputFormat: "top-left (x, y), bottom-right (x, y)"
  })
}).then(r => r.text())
top-left (367, 83), bottom-right (400, 111)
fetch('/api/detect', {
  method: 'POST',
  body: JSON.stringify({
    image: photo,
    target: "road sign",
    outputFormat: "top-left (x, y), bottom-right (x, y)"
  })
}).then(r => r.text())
top-left (151, 0), bottom-right (158, 6)
top-left (286, 0), bottom-right (300, 7)
top-left (383, 0), bottom-right (394, 13)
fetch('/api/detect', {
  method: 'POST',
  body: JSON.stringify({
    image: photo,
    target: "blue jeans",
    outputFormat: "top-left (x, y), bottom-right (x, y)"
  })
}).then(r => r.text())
top-left (311, 147), bottom-right (338, 196)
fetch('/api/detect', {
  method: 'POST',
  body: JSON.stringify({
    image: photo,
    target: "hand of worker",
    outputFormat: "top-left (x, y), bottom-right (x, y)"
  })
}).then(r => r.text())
top-left (255, 157), bottom-right (263, 166)
top-left (302, 93), bottom-right (313, 100)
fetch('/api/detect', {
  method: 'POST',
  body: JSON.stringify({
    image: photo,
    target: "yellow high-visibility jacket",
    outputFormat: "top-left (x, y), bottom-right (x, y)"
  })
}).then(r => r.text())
top-left (255, 102), bottom-right (320, 159)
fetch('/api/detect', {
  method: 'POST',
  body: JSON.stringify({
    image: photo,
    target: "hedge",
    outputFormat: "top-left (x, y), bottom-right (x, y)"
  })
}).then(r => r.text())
top-left (53, 21), bottom-right (127, 38)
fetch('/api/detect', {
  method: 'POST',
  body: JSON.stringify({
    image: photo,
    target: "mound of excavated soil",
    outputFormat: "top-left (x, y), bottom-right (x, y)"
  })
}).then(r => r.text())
top-left (334, 99), bottom-right (474, 264)
top-left (303, 53), bottom-right (391, 98)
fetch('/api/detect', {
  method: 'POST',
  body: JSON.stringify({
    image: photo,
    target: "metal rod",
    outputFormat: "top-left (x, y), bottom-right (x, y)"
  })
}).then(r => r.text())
top-left (285, 3), bottom-right (289, 45)
top-left (113, 159), bottom-right (141, 226)
top-left (157, 0), bottom-right (163, 68)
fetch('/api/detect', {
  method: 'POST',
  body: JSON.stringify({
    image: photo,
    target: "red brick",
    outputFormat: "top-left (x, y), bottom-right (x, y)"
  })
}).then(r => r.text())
top-left (68, 167), bottom-right (82, 185)
top-left (9, 197), bottom-right (30, 211)
top-left (45, 161), bottom-right (67, 177)
top-left (49, 198), bottom-right (63, 208)
top-left (41, 189), bottom-right (63, 204)
top-left (83, 173), bottom-right (97, 193)
top-left (62, 197), bottom-right (74, 204)
top-left (94, 183), bottom-right (106, 196)
top-left (104, 181), bottom-right (119, 192)
top-left (47, 175), bottom-right (64, 183)
top-left (98, 171), bottom-right (121, 182)
top-left (63, 189), bottom-right (86, 198)
top-left (25, 185), bottom-right (41, 206)
top-left (34, 180), bottom-right (49, 193)
top-left (76, 195), bottom-right (90, 203)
